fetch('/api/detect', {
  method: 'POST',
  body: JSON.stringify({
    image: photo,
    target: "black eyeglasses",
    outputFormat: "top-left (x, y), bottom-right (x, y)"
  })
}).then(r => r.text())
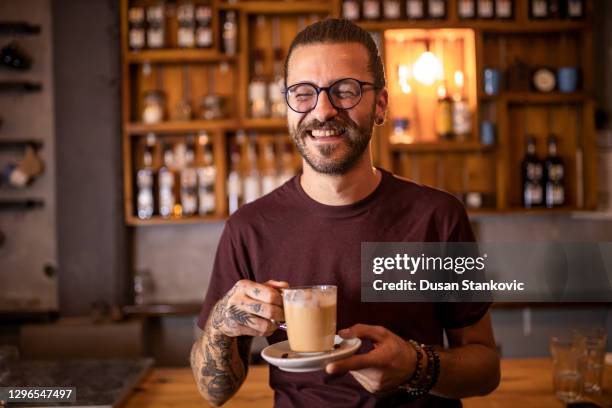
top-left (283, 77), bottom-right (378, 114)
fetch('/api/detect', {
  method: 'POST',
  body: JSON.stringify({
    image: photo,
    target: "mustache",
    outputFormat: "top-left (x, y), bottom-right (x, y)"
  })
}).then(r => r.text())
top-left (296, 118), bottom-right (353, 135)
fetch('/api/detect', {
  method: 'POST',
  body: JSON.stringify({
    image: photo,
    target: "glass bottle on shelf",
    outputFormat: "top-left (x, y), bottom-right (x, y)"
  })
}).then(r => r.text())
top-left (128, 7), bottom-right (146, 50)
top-left (146, 4), bottom-right (166, 49)
top-left (529, 0), bottom-right (549, 19)
top-left (451, 71), bottom-right (471, 141)
top-left (142, 90), bottom-right (166, 124)
top-left (544, 135), bottom-right (565, 208)
top-left (269, 18), bottom-right (286, 119)
top-left (243, 133), bottom-right (261, 204)
top-left (566, 0), bottom-right (584, 19)
top-left (136, 134), bottom-right (156, 220)
top-left (406, 0), bottom-right (426, 19)
top-left (158, 142), bottom-right (177, 218)
top-left (457, 0), bottom-right (476, 18)
top-left (177, 2), bottom-right (195, 48)
top-left (436, 84), bottom-right (453, 141)
top-left (222, 11), bottom-right (238, 56)
top-left (195, 3), bottom-right (213, 48)
top-left (261, 141), bottom-right (278, 195)
top-left (383, 0), bottom-right (402, 19)
top-left (495, 0), bottom-right (513, 19)
top-left (343, 0), bottom-right (361, 20)
top-left (197, 132), bottom-right (216, 216)
top-left (180, 137), bottom-right (198, 216)
top-left (277, 141), bottom-right (295, 187)
top-left (428, 0), bottom-right (447, 19)
top-left (522, 136), bottom-right (544, 208)
top-left (227, 136), bottom-right (242, 215)
top-left (548, 0), bottom-right (562, 18)
top-left (389, 118), bottom-right (414, 144)
top-left (249, 49), bottom-right (270, 119)
top-left (363, 0), bottom-right (382, 20)
top-left (477, 0), bottom-right (495, 19)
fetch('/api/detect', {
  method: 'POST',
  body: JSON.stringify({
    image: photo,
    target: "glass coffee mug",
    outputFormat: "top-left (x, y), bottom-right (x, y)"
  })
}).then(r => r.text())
top-left (277, 285), bottom-right (337, 353)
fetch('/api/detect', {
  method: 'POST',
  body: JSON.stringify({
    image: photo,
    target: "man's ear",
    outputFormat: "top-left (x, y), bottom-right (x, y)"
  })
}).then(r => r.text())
top-left (375, 88), bottom-right (389, 125)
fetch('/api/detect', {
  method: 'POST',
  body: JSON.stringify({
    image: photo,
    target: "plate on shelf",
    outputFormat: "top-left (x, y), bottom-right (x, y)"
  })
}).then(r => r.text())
top-left (261, 335), bottom-right (361, 373)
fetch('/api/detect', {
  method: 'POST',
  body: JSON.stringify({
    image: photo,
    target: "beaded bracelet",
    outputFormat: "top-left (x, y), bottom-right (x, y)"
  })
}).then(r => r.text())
top-left (399, 342), bottom-right (441, 398)
top-left (405, 339), bottom-right (424, 387)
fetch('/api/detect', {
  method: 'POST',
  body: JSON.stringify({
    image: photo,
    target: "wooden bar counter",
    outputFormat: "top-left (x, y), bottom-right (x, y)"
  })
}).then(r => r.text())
top-left (124, 358), bottom-right (611, 408)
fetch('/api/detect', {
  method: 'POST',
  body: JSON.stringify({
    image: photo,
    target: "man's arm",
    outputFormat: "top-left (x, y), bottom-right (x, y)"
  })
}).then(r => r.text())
top-left (326, 311), bottom-right (500, 398)
top-left (190, 280), bottom-right (287, 407)
top-left (431, 311), bottom-right (500, 398)
top-left (190, 316), bottom-right (252, 406)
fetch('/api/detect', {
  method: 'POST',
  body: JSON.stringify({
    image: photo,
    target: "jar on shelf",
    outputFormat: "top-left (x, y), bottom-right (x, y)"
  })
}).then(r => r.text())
top-left (199, 94), bottom-right (226, 120)
top-left (142, 90), bottom-right (166, 124)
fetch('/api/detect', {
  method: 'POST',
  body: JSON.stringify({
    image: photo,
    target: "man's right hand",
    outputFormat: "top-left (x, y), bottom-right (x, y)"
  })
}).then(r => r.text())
top-left (210, 279), bottom-right (288, 337)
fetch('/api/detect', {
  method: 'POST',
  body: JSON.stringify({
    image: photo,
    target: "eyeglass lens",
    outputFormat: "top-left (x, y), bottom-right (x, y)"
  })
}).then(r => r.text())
top-left (286, 79), bottom-right (363, 113)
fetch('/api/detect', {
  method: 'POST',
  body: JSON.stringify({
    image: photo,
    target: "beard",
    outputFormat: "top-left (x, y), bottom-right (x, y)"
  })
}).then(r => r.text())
top-left (289, 109), bottom-right (375, 175)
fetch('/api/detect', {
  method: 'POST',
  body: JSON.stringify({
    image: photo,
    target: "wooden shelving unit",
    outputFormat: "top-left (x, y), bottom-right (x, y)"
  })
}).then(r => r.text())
top-left (120, 0), bottom-right (597, 226)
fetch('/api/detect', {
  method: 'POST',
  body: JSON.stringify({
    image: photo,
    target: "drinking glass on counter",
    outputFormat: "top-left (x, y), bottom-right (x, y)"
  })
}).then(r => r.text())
top-left (0, 345), bottom-right (19, 382)
top-left (572, 328), bottom-right (607, 394)
top-left (549, 336), bottom-right (583, 403)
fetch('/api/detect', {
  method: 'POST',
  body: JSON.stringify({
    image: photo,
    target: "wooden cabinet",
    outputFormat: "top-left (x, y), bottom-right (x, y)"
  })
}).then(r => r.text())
top-left (120, 0), bottom-right (596, 225)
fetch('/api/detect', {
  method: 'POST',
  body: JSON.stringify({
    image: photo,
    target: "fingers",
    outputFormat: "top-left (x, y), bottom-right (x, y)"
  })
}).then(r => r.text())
top-left (264, 279), bottom-right (289, 289)
top-left (239, 298), bottom-right (284, 322)
top-left (339, 324), bottom-right (388, 342)
top-left (325, 351), bottom-right (382, 375)
top-left (241, 280), bottom-right (284, 306)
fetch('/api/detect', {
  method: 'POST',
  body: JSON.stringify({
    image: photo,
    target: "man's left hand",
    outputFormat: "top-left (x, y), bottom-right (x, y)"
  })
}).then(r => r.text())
top-left (325, 324), bottom-right (417, 394)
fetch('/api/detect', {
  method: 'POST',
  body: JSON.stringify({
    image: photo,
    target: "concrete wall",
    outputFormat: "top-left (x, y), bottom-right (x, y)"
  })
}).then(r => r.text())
top-left (0, 0), bottom-right (57, 312)
top-left (53, 0), bottom-right (129, 315)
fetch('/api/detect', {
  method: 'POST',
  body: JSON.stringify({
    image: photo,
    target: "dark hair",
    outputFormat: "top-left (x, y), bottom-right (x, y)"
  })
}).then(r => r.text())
top-left (284, 18), bottom-right (386, 90)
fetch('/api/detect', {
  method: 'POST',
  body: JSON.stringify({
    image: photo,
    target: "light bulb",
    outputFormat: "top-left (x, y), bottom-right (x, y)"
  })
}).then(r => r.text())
top-left (413, 51), bottom-right (443, 86)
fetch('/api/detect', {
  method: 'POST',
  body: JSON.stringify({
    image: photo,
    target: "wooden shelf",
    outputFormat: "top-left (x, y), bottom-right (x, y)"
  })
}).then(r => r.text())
top-left (390, 141), bottom-right (494, 153)
top-left (125, 49), bottom-right (236, 64)
top-left (218, 1), bottom-right (331, 14)
top-left (469, 206), bottom-right (583, 217)
top-left (0, 139), bottom-right (43, 150)
top-left (126, 119), bottom-right (291, 134)
top-left (126, 215), bottom-right (226, 226)
top-left (481, 92), bottom-right (591, 104)
top-left (126, 120), bottom-right (239, 134)
top-left (357, 19), bottom-right (587, 32)
top-left (240, 118), bottom-right (288, 130)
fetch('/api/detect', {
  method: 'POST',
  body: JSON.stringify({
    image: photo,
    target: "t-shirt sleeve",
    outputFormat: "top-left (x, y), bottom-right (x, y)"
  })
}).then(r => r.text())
top-left (435, 196), bottom-right (491, 329)
top-left (196, 220), bottom-right (251, 330)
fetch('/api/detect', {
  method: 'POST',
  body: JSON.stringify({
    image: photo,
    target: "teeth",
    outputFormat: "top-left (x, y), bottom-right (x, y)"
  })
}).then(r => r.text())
top-left (310, 129), bottom-right (342, 137)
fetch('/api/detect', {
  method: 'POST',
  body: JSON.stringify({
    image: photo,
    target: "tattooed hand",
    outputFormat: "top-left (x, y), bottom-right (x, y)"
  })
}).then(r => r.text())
top-left (211, 279), bottom-right (288, 338)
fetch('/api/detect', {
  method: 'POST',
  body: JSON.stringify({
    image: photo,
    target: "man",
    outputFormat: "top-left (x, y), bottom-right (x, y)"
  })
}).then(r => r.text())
top-left (191, 18), bottom-right (500, 407)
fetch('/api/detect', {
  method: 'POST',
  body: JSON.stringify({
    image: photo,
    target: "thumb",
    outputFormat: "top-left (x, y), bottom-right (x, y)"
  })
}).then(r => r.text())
top-left (264, 280), bottom-right (289, 289)
top-left (339, 324), bottom-right (387, 342)
top-left (326, 351), bottom-right (380, 375)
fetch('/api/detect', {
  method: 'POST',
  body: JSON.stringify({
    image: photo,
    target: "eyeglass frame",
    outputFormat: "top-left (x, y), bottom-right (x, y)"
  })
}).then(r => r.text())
top-left (282, 77), bottom-right (381, 114)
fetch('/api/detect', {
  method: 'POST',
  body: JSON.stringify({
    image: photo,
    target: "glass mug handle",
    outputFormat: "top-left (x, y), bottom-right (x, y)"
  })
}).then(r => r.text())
top-left (271, 320), bottom-right (287, 331)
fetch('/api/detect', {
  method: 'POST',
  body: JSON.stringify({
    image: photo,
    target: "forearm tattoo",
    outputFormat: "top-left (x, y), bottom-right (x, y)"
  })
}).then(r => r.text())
top-left (191, 287), bottom-right (254, 405)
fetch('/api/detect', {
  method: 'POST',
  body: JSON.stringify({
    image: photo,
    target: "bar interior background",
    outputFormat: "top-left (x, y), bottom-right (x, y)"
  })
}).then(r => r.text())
top-left (0, 0), bottom-right (611, 367)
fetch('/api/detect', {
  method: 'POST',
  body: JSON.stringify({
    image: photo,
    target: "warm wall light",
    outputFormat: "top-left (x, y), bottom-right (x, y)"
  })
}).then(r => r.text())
top-left (454, 70), bottom-right (464, 88)
top-left (398, 65), bottom-right (412, 94)
top-left (413, 49), bottom-right (443, 86)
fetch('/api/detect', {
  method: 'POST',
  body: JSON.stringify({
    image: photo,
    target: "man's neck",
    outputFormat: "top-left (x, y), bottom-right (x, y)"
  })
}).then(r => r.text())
top-left (299, 154), bottom-right (382, 206)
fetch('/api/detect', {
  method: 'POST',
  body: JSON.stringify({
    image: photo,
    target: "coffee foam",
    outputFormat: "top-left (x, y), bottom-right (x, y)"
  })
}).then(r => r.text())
top-left (283, 288), bottom-right (336, 308)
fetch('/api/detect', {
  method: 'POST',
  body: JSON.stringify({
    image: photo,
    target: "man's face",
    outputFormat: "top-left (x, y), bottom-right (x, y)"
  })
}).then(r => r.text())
top-left (286, 42), bottom-right (387, 175)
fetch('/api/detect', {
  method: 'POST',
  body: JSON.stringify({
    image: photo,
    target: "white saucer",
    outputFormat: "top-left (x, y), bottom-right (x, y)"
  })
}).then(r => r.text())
top-left (261, 335), bottom-right (362, 373)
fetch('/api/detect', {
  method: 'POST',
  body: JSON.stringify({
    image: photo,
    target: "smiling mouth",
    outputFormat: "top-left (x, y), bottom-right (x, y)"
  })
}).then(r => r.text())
top-left (307, 128), bottom-right (346, 139)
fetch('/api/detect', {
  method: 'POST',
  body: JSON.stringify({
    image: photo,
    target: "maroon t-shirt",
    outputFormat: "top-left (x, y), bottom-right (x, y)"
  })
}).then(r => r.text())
top-left (197, 168), bottom-right (490, 407)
